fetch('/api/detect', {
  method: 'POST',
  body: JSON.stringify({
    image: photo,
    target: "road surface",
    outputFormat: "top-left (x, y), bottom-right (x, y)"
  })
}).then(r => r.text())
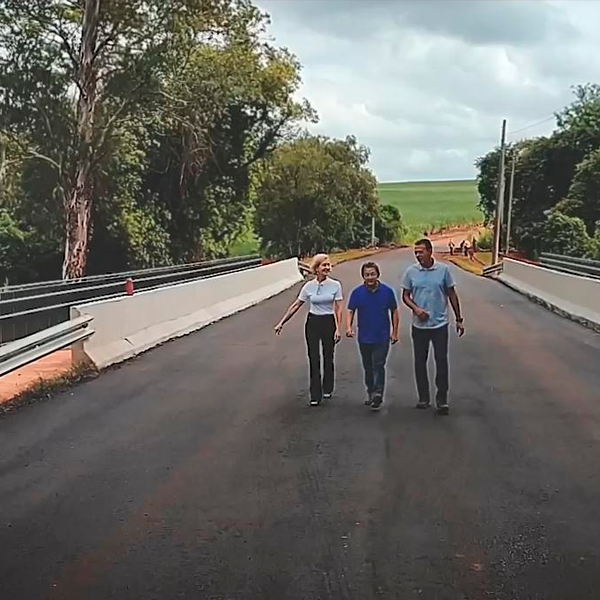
top-left (1, 249), bottom-right (599, 600)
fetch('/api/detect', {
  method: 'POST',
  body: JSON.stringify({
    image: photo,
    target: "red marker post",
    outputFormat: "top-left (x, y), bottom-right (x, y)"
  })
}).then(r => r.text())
top-left (125, 277), bottom-right (134, 296)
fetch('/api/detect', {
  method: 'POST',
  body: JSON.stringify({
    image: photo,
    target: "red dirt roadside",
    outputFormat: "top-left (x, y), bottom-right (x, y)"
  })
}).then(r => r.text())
top-left (0, 350), bottom-right (72, 405)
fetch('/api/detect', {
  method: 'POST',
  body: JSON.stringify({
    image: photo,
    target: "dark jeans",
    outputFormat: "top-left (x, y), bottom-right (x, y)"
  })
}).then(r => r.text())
top-left (305, 314), bottom-right (336, 402)
top-left (411, 325), bottom-right (449, 405)
top-left (359, 342), bottom-right (390, 399)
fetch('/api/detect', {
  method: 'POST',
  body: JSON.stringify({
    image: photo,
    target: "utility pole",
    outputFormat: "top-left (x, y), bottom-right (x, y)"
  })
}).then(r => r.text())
top-left (505, 152), bottom-right (516, 257)
top-left (492, 119), bottom-right (507, 264)
top-left (371, 215), bottom-right (375, 247)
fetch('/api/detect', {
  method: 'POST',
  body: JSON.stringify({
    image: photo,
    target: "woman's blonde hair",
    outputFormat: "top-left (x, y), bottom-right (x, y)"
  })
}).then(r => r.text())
top-left (311, 253), bottom-right (330, 275)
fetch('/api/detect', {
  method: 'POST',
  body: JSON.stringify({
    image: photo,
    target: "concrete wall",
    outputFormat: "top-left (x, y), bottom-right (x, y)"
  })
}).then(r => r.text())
top-left (72, 258), bottom-right (302, 369)
top-left (499, 258), bottom-right (600, 332)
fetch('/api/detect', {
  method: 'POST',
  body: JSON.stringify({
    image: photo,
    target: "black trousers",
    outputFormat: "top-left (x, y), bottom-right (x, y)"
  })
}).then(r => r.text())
top-left (411, 325), bottom-right (449, 404)
top-left (305, 314), bottom-right (336, 402)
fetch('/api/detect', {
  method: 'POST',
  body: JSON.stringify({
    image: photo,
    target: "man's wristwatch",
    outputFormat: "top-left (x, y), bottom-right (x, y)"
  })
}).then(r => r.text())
top-left (456, 318), bottom-right (464, 323)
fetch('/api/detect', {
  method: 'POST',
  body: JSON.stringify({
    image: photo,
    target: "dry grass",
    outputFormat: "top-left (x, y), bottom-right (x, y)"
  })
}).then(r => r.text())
top-left (0, 362), bottom-right (98, 417)
top-left (446, 251), bottom-right (493, 276)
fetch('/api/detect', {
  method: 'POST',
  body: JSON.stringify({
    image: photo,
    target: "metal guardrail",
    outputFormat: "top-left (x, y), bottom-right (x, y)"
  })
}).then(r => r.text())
top-left (0, 255), bottom-right (261, 301)
top-left (0, 315), bottom-right (93, 377)
top-left (298, 261), bottom-right (311, 278)
top-left (539, 253), bottom-right (600, 280)
top-left (0, 255), bottom-right (261, 344)
top-left (483, 262), bottom-right (503, 278)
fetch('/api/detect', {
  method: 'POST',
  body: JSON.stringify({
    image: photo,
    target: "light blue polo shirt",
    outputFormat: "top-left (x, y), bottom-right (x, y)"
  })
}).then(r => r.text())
top-left (401, 261), bottom-right (456, 329)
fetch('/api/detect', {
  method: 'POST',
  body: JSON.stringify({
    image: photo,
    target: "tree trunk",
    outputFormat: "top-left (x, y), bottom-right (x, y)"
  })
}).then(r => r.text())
top-left (62, 0), bottom-right (100, 280)
top-left (0, 142), bottom-right (6, 198)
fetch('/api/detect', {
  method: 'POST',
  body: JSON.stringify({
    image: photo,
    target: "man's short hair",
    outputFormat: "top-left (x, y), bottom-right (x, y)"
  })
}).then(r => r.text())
top-left (361, 261), bottom-right (380, 277)
top-left (414, 238), bottom-right (433, 252)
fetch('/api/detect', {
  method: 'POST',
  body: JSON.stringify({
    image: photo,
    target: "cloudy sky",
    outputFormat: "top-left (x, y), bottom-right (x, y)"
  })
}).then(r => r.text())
top-left (255, 0), bottom-right (600, 182)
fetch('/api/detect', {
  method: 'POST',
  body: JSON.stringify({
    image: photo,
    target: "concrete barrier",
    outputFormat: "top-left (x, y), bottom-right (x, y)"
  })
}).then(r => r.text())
top-left (499, 258), bottom-right (600, 332)
top-left (72, 258), bottom-right (302, 369)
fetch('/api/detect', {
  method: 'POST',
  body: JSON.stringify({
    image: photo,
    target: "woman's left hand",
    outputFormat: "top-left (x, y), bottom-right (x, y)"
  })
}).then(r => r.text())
top-left (334, 329), bottom-right (342, 343)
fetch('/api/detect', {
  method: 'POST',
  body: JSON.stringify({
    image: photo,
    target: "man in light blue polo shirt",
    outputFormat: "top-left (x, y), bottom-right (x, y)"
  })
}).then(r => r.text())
top-left (401, 238), bottom-right (465, 415)
top-left (347, 262), bottom-right (399, 411)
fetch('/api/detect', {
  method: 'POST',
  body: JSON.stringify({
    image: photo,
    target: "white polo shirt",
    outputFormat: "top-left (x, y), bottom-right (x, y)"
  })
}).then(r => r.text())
top-left (299, 278), bottom-right (343, 315)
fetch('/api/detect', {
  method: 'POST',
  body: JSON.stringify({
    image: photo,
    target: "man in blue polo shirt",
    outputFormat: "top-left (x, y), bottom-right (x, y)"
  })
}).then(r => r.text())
top-left (401, 238), bottom-right (465, 415)
top-left (346, 262), bottom-right (399, 411)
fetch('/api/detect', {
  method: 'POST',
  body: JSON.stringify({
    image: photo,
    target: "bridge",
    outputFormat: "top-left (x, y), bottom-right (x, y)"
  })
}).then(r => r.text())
top-left (1, 248), bottom-right (600, 599)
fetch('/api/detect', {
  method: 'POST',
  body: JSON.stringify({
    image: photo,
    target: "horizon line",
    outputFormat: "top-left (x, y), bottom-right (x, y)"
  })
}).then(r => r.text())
top-left (378, 178), bottom-right (476, 184)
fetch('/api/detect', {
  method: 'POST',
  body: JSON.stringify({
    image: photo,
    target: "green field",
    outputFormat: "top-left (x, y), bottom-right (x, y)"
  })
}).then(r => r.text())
top-left (378, 179), bottom-right (482, 242)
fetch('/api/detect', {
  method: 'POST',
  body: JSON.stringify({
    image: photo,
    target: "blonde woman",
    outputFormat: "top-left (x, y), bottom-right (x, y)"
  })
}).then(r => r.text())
top-left (274, 254), bottom-right (343, 406)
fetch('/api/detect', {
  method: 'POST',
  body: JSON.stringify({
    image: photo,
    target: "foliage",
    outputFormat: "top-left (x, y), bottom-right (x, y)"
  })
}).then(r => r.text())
top-left (562, 148), bottom-right (600, 235)
top-left (0, 210), bottom-right (30, 284)
top-left (0, 0), bottom-right (311, 282)
top-left (375, 204), bottom-right (406, 245)
top-left (254, 135), bottom-right (379, 257)
top-left (586, 222), bottom-right (600, 260)
top-left (556, 83), bottom-right (600, 156)
top-left (541, 210), bottom-right (590, 257)
top-left (476, 229), bottom-right (493, 251)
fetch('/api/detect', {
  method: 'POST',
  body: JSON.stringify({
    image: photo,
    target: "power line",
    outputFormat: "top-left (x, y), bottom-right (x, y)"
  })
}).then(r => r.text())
top-left (507, 114), bottom-right (556, 136)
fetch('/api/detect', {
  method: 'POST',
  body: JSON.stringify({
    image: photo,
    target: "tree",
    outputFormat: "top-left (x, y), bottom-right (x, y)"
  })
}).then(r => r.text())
top-left (141, 19), bottom-right (313, 262)
top-left (375, 204), bottom-right (405, 245)
top-left (556, 83), bottom-right (600, 156)
top-left (254, 135), bottom-right (379, 257)
top-left (561, 148), bottom-right (600, 234)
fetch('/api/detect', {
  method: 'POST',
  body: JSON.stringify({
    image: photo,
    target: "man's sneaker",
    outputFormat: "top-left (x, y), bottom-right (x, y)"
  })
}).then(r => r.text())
top-left (415, 400), bottom-right (430, 409)
top-left (323, 393), bottom-right (332, 400)
top-left (371, 396), bottom-right (383, 411)
top-left (310, 399), bottom-right (320, 406)
top-left (436, 402), bottom-right (449, 415)
top-left (364, 393), bottom-right (373, 406)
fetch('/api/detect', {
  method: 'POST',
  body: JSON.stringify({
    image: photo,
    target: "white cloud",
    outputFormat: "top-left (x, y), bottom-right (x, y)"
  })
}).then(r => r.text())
top-left (256, 0), bottom-right (600, 181)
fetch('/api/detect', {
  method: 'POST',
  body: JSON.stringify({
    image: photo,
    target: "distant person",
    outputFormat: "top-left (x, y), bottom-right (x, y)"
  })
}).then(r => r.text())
top-left (469, 238), bottom-right (478, 259)
top-left (274, 254), bottom-right (343, 406)
top-left (401, 239), bottom-right (465, 415)
top-left (346, 262), bottom-right (399, 411)
top-left (448, 240), bottom-right (455, 256)
top-left (463, 240), bottom-right (470, 257)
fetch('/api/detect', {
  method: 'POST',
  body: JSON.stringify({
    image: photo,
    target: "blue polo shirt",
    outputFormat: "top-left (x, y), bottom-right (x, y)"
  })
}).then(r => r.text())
top-left (401, 261), bottom-right (456, 329)
top-left (348, 282), bottom-right (398, 345)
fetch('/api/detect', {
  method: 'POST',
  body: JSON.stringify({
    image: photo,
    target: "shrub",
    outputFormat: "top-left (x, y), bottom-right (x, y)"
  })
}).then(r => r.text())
top-left (542, 210), bottom-right (590, 257)
top-left (476, 229), bottom-right (493, 251)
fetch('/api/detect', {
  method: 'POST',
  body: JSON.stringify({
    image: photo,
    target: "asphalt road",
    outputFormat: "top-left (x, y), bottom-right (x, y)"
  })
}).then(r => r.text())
top-left (1, 249), bottom-right (600, 600)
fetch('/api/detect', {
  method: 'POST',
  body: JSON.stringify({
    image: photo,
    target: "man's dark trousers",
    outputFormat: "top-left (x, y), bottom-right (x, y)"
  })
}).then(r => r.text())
top-left (411, 325), bottom-right (449, 405)
top-left (359, 342), bottom-right (390, 400)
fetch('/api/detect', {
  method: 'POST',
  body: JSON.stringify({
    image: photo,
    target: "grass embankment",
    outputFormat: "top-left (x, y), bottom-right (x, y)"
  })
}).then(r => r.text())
top-left (447, 251), bottom-right (493, 276)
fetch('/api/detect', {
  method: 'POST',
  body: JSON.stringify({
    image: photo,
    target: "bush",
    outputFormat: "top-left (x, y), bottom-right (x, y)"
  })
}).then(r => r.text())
top-left (476, 229), bottom-right (493, 251)
top-left (0, 211), bottom-right (32, 285)
top-left (542, 210), bottom-right (590, 257)
top-left (375, 204), bottom-right (406, 245)
top-left (586, 221), bottom-right (600, 260)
